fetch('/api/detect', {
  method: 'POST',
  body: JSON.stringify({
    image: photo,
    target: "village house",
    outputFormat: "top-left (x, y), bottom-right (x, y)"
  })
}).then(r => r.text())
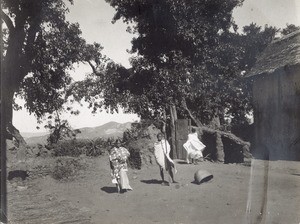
top-left (247, 30), bottom-right (300, 160)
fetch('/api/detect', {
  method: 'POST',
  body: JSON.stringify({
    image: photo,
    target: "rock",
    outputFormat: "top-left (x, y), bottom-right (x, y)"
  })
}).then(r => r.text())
top-left (16, 186), bottom-right (28, 191)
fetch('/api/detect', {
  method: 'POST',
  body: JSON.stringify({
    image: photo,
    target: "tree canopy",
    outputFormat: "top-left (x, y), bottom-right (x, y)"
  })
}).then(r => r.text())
top-left (72, 0), bottom-right (275, 128)
top-left (1, 0), bottom-right (106, 142)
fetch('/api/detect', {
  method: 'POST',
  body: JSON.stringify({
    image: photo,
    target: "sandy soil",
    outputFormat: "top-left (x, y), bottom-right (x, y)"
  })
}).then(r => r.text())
top-left (7, 156), bottom-right (300, 224)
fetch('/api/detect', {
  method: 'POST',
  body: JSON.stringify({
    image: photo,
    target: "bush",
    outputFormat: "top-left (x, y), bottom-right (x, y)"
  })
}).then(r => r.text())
top-left (51, 157), bottom-right (83, 180)
top-left (50, 139), bottom-right (84, 157)
top-left (48, 138), bottom-right (113, 157)
top-left (128, 148), bottom-right (142, 169)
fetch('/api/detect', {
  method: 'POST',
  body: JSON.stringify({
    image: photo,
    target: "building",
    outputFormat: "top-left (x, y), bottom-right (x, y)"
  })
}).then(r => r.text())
top-left (247, 31), bottom-right (300, 160)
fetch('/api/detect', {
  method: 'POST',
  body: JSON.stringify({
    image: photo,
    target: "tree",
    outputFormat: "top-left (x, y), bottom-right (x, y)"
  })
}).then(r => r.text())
top-left (104, 0), bottom-right (245, 120)
top-left (1, 0), bottom-right (105, 145)
top-left (45, 111), bottom-right (81, 145)
top-left (281, 24), bottom-right (300, 36)
top-left (69, 1), bottom-right (279, 161)
top-left (68, 0), bottom-right (249, 161)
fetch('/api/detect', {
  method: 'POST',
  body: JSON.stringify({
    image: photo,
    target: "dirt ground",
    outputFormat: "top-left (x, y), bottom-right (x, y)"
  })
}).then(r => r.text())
top-left (7, 156), bottom-right (300, 224)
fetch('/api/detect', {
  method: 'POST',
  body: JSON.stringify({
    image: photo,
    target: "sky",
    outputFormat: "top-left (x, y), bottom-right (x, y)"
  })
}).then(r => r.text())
top-left (13, 0), bottom-right (300, 133)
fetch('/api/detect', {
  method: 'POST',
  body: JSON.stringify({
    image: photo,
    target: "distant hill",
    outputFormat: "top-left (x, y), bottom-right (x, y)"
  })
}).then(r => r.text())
top-left (23, 121), bottom-right (132, 146)
top-left (21, 131), bottom-right (49, 139)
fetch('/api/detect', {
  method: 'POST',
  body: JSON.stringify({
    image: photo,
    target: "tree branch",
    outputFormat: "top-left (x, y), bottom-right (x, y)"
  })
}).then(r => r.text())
top-left (182, 99), bottom-right (251, 158)
top-left (182, 99), bottom-right (202, 126)
top-left (199, 125), bottom-right (252, 158)
top-left (1, 10), bottom-right (14, 31)
top-left (87, 61), bottom-right (104, 77)
top-left (24, 18), bottom-right (40, 64)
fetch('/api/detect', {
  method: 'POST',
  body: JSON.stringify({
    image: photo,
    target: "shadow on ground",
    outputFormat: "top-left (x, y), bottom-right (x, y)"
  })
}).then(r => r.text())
top-left (101, 186), bottom-right (118, 194)
top-left (176, 161), bottom-right (188, 165)
top-left (140, 179), bottom-right (162, 184)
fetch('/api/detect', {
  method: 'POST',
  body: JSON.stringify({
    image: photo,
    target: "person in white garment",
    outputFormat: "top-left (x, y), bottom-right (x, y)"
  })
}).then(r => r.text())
top-left (183, 128), bottom-right (206, 164)
top-left (154, 133), bottom-right (177, 186)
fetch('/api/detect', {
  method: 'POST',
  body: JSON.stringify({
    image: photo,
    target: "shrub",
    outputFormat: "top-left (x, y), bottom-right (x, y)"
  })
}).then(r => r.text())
top-left (51, 158), bottom-right (83, 181)
top-left (48, 138), bottom-right (113, 157)
top-left (50, 139), bottom-right (84, 157)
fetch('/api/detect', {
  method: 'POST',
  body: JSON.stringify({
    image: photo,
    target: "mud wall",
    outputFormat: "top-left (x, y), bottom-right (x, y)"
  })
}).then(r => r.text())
top-left (252, 66), bottom-right (300, 160)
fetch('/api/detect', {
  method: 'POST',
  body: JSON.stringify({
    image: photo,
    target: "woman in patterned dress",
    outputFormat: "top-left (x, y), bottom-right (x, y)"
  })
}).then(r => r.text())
top-left (109, 139), bottom-right (133, 193)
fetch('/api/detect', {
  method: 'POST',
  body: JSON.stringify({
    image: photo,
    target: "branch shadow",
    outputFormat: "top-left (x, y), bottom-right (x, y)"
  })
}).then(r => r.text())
top-left (101, 186), bottom-right (118, 194)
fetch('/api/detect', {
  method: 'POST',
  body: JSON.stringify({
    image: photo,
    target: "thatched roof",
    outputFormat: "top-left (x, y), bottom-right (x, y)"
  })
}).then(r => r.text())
top-left (247, 30), bottom-right (300, 78)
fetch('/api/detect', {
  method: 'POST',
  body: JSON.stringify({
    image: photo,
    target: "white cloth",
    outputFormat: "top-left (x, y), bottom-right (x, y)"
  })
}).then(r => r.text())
top-left (183, 132), bottom-right (206, 159)
top-left (119, 168), bottom-right (133, 190)
top-left (154, 139), bottom-right (177, 173)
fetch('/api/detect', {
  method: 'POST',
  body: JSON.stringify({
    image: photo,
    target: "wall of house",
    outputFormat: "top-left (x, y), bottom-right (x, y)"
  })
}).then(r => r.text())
top-left (253, 66), bottom-right (300, 160)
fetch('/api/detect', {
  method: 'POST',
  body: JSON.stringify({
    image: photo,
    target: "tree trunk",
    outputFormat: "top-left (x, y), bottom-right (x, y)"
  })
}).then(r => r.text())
top-left (3, 89), bottom-right (27, 147)
top-left (7, 122), bottom-right (27, 148)
top-left (2, 32), bottom-right (28, 147)
top-left (210, 115), bottom-right (224, 162)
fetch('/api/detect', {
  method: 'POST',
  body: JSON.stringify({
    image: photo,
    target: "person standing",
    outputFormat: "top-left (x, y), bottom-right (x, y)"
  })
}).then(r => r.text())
top-left (183, 128), bottom-right (206, 164)
top-left (154, 133), bottom-right (177, 186)
top-left (109, 139), bottom-right (133, 193)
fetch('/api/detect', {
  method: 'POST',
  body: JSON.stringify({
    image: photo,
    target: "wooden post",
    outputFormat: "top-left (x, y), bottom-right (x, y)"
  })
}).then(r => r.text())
top-left (169, 105), bottom-right (178, 159)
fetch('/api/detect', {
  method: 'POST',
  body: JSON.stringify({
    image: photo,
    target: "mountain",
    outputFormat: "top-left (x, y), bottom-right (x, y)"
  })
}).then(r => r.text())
top-left (23, 121), bottom-right (132, 146)
top-left (21, 131), bottom-right (49, 139)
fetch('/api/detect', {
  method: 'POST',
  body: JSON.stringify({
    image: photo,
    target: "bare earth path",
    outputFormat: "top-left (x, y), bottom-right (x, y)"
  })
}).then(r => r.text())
top-left (8, 157), bottom-right (300, 224)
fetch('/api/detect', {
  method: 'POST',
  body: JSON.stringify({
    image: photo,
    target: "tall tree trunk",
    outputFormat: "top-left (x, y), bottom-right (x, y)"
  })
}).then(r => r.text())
top-left (3, 31), bottom-right (28, 147)
top-left (2, 73), bottom-right (27, 148)
top-left (211, 115), bottom-right (224, 162)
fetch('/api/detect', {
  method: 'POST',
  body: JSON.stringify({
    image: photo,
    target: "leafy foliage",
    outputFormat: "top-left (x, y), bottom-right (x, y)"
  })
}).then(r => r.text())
top-left (45, 112), bottom-right (81, 145)
top-left (281, 24), bottom-right (300, 36)
top-left (1, 0), bottom-right (107, 137)
top-left (51, 157), bottom-right (83, 181)
top-left (48, 138), bottom-right (114, 157)
top-left (80, 1), bottom-right (271, 127)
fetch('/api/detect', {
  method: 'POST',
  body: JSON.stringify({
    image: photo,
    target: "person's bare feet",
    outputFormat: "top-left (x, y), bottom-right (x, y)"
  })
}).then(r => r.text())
top-left (116, 184), bottom-right (120, 193)
top-left (161, 181), bottom-right (170, 186)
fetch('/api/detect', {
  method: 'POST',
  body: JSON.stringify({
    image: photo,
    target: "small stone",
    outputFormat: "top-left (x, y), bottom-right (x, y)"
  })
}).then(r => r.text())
top-left (17, 186), bottom-right (28, 191)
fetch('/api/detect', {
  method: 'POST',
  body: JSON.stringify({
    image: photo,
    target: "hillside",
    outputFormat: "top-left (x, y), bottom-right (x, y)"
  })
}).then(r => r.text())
top-left (24, 121), bottom-right (132, 145)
